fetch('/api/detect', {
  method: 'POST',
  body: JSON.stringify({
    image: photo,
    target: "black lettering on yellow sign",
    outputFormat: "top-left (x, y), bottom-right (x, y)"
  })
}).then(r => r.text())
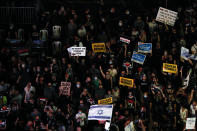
top-left (92, 43), bottom-right (106, 53)
top-left (163, 63), bottom-right (177, 74)
top-left (98, 97), bottom-right (112, 104)
top-left (119, 77), bottom-right (134, 87)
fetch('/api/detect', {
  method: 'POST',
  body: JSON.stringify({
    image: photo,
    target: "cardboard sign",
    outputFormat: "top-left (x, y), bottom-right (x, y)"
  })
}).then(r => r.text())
top-left (156, 7), bottom-right (178, 26)
top-left (70, 47), bottom-right (86, 56)
top-left (163, 63), bottom-right (177, 74)
top-left (92, 43), bottom-right (106, 53)
top-left (138, 42), bottom-right (152, 53)
top-left (120, 37), bottom-right (130, 44)
top-left (119, 77), bottom-right (134, 87)
top-left (125, 121), bottom-right (136, 131)
top-left (98, 97), bottom-right (113, 104)
top-left (186, 117), bottom-right (196, 130)
top-left (131, 51), bottom-right (146, 65)
top-left (59, 82), bottom-right (71, 96)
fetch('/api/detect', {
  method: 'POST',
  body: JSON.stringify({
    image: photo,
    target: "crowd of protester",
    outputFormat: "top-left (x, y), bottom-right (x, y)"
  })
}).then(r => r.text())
top-left (1, 1), bottom-right (197, 131)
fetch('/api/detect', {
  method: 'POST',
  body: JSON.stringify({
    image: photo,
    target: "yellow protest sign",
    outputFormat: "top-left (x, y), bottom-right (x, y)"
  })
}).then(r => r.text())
top-left (98, 97), bottom-right (112, 104)
top-left (119, 77), bottom-right (134, 87)
top-left (92, 43), bottom-right (106, 53)
top-left (163, 63), bottom-right (177, 74)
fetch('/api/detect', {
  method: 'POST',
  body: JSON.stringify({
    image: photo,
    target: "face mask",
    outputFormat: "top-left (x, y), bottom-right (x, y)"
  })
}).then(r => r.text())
top-left (79, 111), bottom-right (82, 114)
top-left (101, 18), bottom-right (105, 22)
top-left (80, 104), bottom-right (84, 106)
top-left (94, 77), bottom-right (98, 80)
top-left (126, 11), bottom-right (130, 15)
top-left (144, 95), bottom-right (148, 98)
top-left (22, 64), bottom-right (25, 68)
top-left (119, 22), bottom-right (123, 27)
top-left (76, 84), bottom-right (80, 88)
top-left (109, 61), bottom-right (112, 64)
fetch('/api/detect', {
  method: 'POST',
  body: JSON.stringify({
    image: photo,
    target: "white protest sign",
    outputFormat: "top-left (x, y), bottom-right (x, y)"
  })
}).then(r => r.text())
top-left (124, 121), bottom-right (136, 131)
top-left (156, 7), bottom-right (178, 26)
top-left (186, 117), bottom-right (196, 130)
top-left (69, 47), bottom-right (86, 56)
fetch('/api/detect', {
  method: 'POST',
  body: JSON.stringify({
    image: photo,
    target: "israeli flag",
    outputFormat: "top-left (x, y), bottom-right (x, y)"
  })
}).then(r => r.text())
top-left (88, 105), bottom-right (113, 121)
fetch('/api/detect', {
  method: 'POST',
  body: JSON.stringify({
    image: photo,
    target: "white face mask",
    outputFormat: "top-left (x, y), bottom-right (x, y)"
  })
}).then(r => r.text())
top-left (125, 11), bottom-right (130, 15)
top-left (22, 64), bottom-right (25, 68)
top-left (94, 77), bottom-right (98, 80)
top-left (101, 18), bottom-right (105, 22)
top-left (119, 22), bottom-right (123, 27)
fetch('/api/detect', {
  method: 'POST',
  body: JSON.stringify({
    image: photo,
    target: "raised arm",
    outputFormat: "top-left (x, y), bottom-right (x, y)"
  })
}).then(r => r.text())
top-left (99, 66), bottom-right (106, 78)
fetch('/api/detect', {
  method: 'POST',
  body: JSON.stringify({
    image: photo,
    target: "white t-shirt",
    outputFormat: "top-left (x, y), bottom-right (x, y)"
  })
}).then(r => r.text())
top-left (190, 104), bottom-right (197, 116)
top-left (75, 112), bottom-right (86, 126)
top-left (52, 25), bottom-right (61, 39)
top-left (40, 29), bottom-right (48, 41)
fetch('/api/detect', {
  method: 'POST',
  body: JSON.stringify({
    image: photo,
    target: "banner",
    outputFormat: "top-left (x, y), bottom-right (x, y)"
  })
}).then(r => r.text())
top-left (163, 63), bottom-right (177, 74)
top-left (70, 47), bottom-right (86, 56)
top-left (138, 42), bottom-right (152, 53)
top-left (186, 117), bottom-right (196, 130)
top-left (120, 37), bottom-right (130, 44)
top-left (156, 7), bottom-right (178, 26)
top-left (59, 82), bottom-right (71, 96)
top-left (125, 121), bottom-right (136, 131)
top-left (119, 77), bottom-right (134, 87)
top-left (98, 97), bottom-right (113, 104)
top-left (131, 51), bottom-right (146, 65)
top-left (88, 105), bottom-right (113, 121)
top-left (92, 43), bottom-right (106, 53)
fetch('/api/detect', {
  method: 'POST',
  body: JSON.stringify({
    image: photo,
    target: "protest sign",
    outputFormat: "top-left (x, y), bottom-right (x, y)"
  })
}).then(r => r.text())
top-left (92, 43), bottom-right (106, 53)
top-left (59, 82), bottom-right (71, 96)
top-left (120, 37), bottom-right (130, 44)
top-left (88, 105), bottom-right (113, 121)
top-left (163, 63), bottom-right (177, 74)
top-left (119, 77), bottom-right (134, 87)
top-left (156, 7), bottom-right (178, 26)
top-left (17, 49), bottom-right (29, 56)
top-left (138, 42), bottom-right (152, 53)
top-left (186, 117), bottom-right (196, 130)
top-left (124, 121), bottom-right (136, 131)
top-left (98, 97), bottom-right (113, 105)
top-left (131, 51), bottom-right (146, 65)
top-left (70, 47), bottom-right (86, 56)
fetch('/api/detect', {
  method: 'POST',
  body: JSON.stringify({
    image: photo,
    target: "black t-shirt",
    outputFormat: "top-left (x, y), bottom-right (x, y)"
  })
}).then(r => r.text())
top-left (139, 80), bottom-right (149, 93)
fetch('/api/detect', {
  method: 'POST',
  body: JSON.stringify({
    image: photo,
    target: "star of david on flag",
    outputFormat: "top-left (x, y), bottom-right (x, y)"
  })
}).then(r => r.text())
top-left (88, 105), bottom-right (113, 121)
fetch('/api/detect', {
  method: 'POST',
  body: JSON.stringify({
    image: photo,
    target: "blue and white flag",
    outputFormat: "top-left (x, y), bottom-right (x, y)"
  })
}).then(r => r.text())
top-left (131, 51), bottom-right (146, 65)
top-left (181, 47), bottom-right (190, 60)
top-left (138, 42), bottom-right (152, 53)
top-left (181, 47), bottom-right (197, 61)
top-left (88, 105), bottom-right (113, 121)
